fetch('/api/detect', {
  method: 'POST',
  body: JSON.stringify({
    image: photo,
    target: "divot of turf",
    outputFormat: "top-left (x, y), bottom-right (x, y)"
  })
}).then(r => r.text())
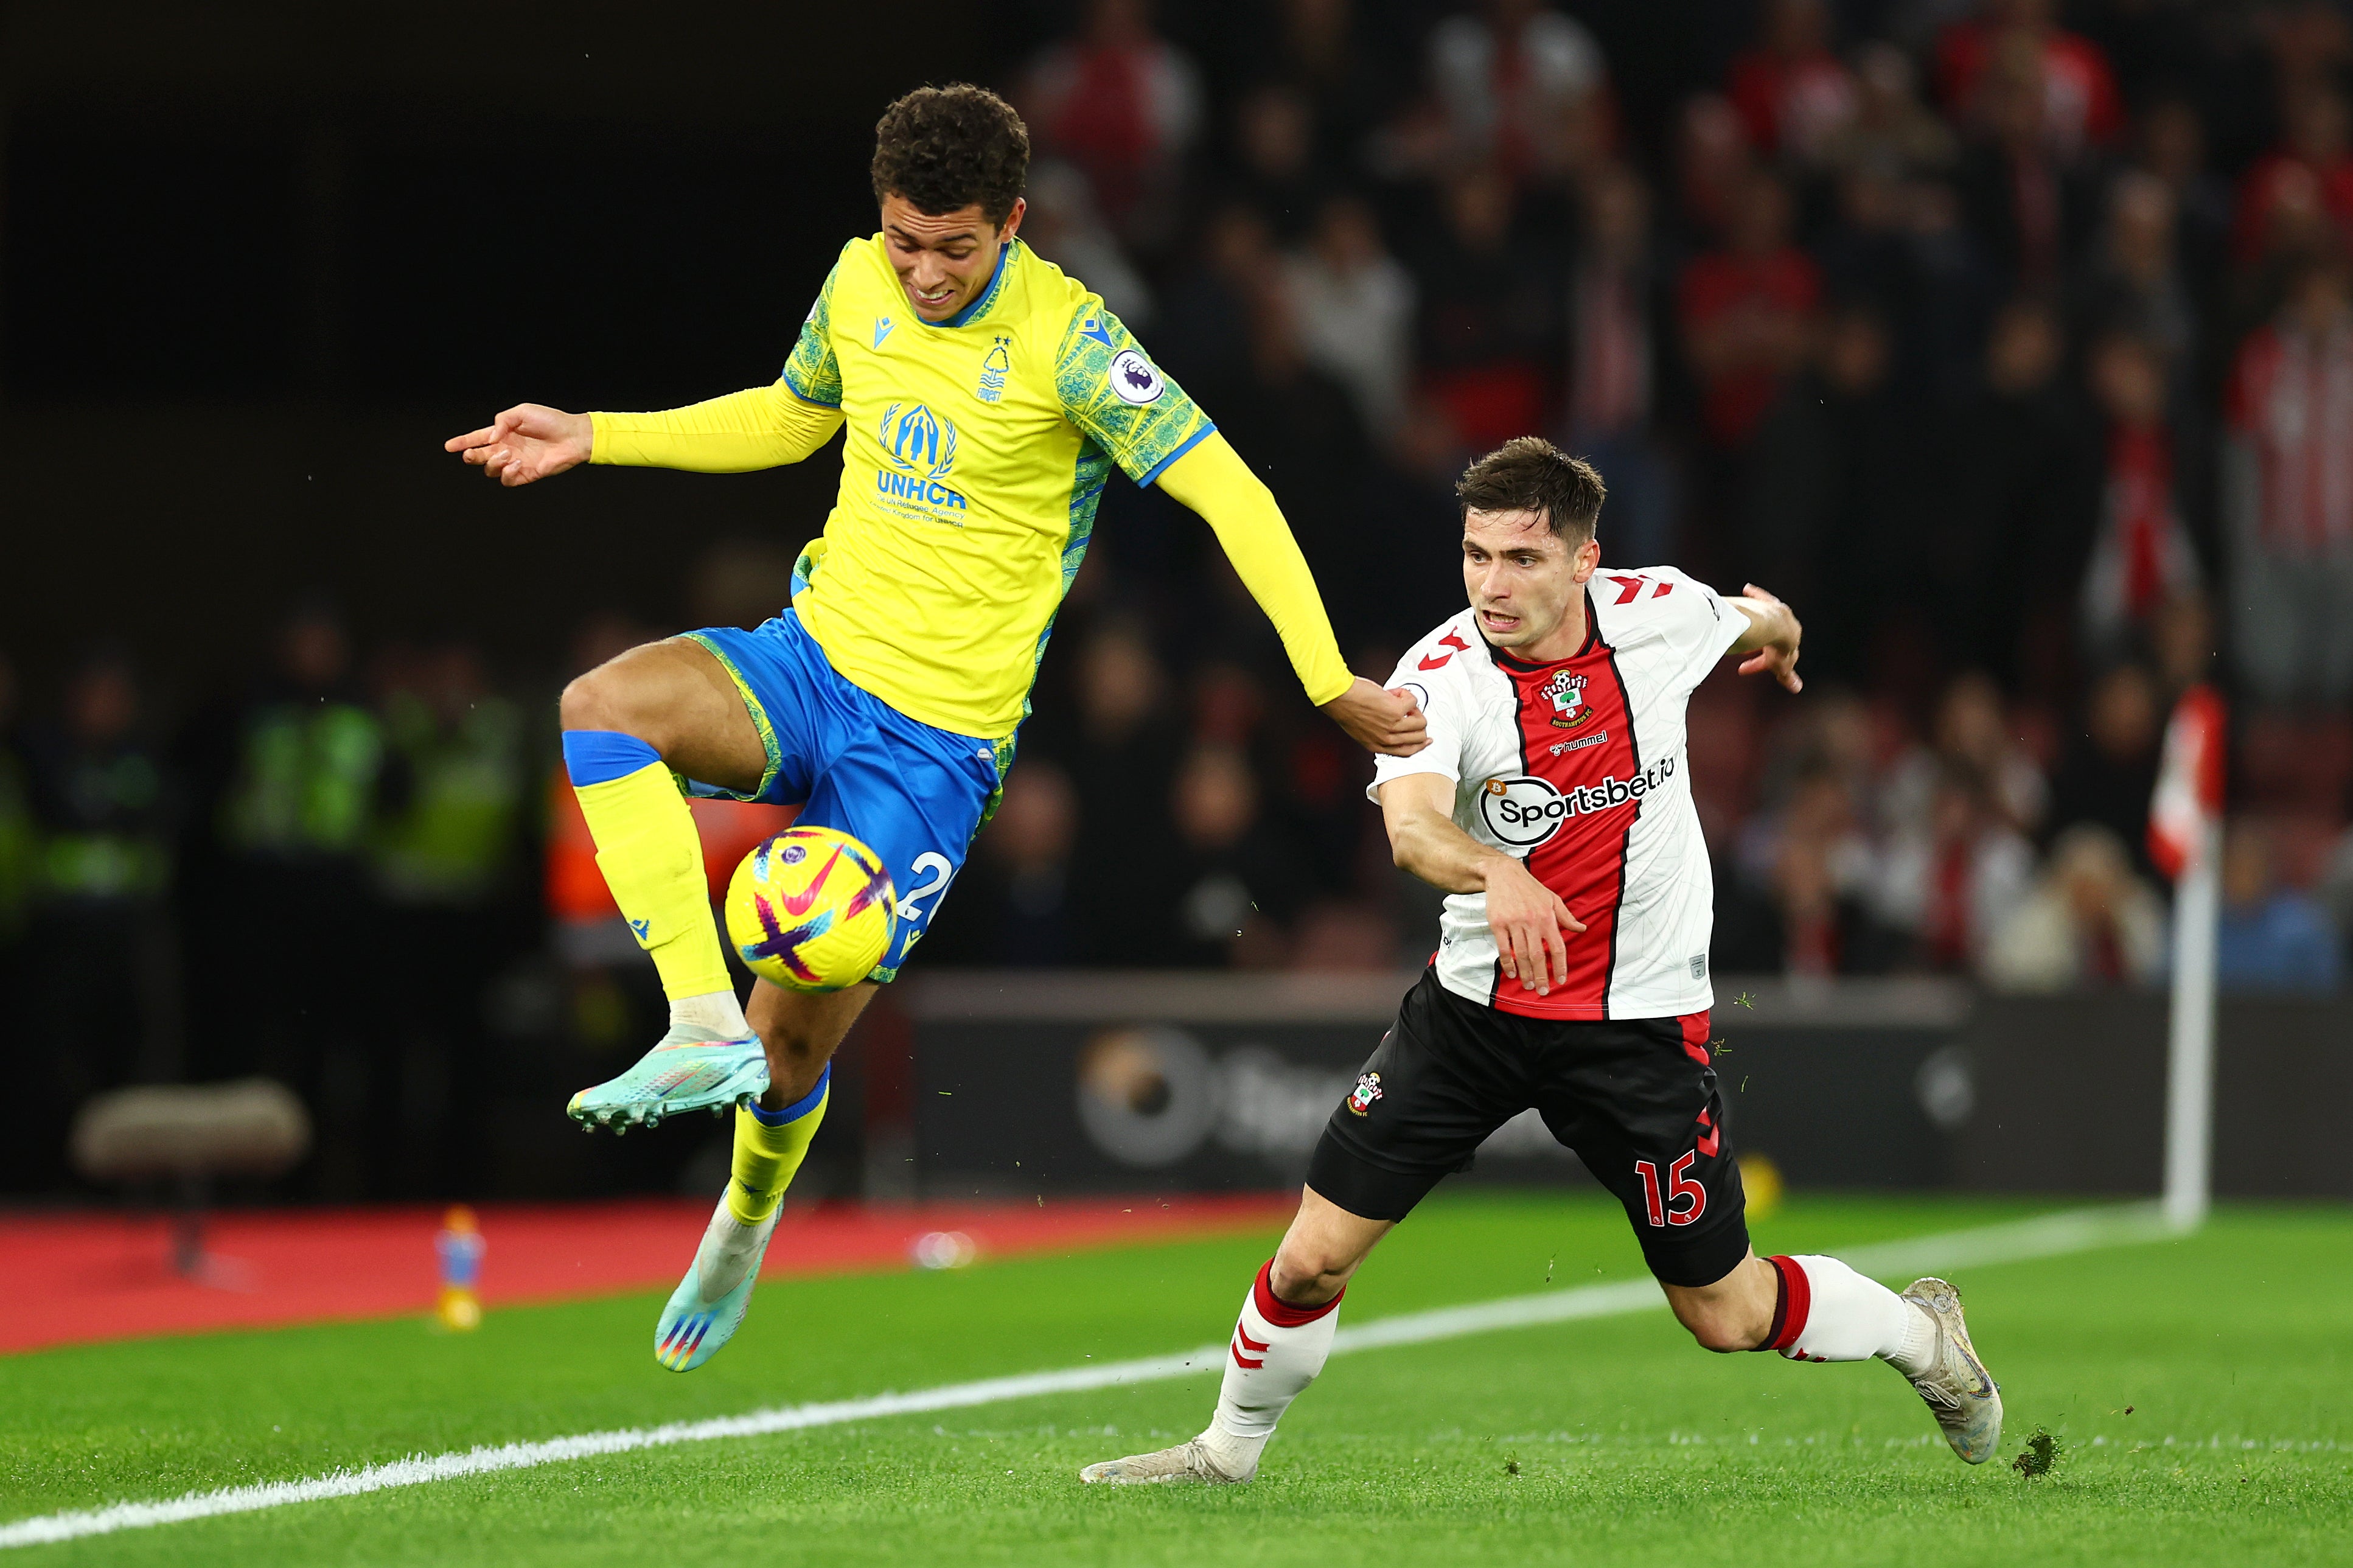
top-left (2013, 1425), bottom-right (2065, 1479)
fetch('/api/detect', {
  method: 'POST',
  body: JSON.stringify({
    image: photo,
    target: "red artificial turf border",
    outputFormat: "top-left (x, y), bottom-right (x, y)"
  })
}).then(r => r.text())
top-left (0, 1192), bottom-right (1297, 1354)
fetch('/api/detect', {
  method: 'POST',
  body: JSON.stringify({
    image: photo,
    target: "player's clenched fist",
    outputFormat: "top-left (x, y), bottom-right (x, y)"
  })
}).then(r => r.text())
top-left (1483, 855), bottom-right (1586, 997)
top-left (1322, 678), bottom-right (1430, 758)
top-left (445, 403), bottom-right (596, 487)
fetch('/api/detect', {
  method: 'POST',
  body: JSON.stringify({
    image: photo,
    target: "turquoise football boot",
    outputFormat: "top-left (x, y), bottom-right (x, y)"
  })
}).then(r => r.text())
top-left (654, 1190), bottom-right (781, 1371)
top-left (567, 1031), bottom-right (769, 1133)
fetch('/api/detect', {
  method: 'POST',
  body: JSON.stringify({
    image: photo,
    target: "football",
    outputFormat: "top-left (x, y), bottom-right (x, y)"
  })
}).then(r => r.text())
top-left (723, 827), bottom-right (896, 992)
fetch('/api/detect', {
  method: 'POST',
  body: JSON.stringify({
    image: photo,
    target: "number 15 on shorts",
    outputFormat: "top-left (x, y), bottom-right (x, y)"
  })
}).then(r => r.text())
top-left (1635, 1154), bottom-right (1706, 1227)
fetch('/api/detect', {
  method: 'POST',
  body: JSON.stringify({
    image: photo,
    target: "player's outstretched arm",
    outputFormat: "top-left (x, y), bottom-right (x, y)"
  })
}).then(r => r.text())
top-left (1378, 773), bottom-right (1585, 996)
top-left (1156, 434), bottom-right (1427, 756)
top-left (448, 386), bottom-right (844, 484)
top-left (445, 404), bottom-right (594, 487)
top-left (1728, 583), bottom-right (1804, 692)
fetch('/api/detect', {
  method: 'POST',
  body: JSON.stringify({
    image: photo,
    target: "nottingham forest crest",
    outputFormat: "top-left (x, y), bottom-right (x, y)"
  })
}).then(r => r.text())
top-left (1542, 669), bottom-right (1594, 729)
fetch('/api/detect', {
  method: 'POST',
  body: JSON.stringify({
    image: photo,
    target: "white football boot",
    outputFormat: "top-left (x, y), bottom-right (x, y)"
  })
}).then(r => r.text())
top-left (1079, 1433), bottom-right (1257, 1485)
top-left (653, 1190), bottom-right (781, 1371)
top-left (1900, 1277), bottom-right (2003, 1463)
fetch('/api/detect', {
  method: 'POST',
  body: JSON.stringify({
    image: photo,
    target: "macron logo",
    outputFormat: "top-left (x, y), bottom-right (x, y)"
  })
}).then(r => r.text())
top-left (873, 318), bottom-right (893, 347)
top-left (629, 918), bottom-right (650, 941)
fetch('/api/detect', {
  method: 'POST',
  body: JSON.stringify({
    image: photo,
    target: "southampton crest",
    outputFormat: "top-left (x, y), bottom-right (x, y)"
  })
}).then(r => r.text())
top-left (1542, 669), bottom-right (1593, 729)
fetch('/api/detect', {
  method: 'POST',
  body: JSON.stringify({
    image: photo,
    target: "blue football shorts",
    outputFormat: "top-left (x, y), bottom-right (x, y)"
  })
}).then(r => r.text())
top-left (681, 610), bottom-right (1008, 982)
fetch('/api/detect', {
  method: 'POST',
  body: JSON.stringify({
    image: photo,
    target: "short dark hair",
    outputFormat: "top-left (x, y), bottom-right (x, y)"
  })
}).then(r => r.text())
top-left (871, 84), bottom-right (1030, 227)
top-left (1455, 437), bottom-right (1606, 542)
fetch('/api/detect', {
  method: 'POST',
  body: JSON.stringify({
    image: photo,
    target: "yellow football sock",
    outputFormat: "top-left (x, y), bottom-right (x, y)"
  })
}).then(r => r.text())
top-left (573, 761), bottom-right (733, 1002)
top-left (726, 1081), bottom-right (829, 1225)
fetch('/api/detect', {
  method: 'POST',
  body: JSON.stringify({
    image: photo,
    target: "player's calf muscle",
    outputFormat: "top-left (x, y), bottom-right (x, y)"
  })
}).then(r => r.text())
top-left (1664, 1255), bottom-right (1776, 1353)
top-left (747, 981), bottom-right (873, 1103)
top-left (1677, 1304), bottom-right (1765, 1354)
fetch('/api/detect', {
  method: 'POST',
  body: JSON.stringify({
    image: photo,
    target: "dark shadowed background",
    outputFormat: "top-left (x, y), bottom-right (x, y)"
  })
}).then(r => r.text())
top-left (3, 0), bottom-right (2348, 1207)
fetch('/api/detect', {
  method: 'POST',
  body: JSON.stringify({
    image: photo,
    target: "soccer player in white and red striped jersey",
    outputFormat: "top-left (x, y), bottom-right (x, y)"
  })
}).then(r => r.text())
top-left (1083, 437), bottom-right (2003, 1486)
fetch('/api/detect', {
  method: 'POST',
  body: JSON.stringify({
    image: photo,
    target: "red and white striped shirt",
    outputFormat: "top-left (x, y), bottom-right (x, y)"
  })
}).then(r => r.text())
top-left (2226, 320), bottom-right (2353, 555)
top-left (1372, 568), bottom-right (1746, 1020)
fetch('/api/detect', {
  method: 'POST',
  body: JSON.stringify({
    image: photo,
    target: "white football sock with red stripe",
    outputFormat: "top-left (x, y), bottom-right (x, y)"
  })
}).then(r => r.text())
top-left (1197, 1260), bottom-right (1343, 1473)
top-left (1763, 1254), bottom-right (1937, 1374)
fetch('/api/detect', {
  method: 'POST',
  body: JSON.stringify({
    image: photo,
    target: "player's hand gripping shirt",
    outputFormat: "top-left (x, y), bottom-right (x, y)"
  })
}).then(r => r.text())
top-left (590, 236), bottom-right (1346, 738)
top-left (1371, 568), bottom-right (1748, 1021)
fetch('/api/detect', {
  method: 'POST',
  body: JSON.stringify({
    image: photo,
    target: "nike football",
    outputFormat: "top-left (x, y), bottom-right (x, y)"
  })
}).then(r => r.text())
top-left (723, 828), bottom-right (898, 992)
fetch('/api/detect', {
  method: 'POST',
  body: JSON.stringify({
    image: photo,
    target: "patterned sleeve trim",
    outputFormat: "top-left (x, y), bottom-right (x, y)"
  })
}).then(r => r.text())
top-left (1053, 303), bottom-right (1210, 484)
top-left (779, 254), bottom-right (847, 409)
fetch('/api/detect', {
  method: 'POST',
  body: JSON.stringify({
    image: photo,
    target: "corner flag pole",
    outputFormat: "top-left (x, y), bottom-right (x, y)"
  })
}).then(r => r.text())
top-left (2160, 816), bottom-right (2219, 1231)
top-left (2149, 684), bottom-right (2225, 1233)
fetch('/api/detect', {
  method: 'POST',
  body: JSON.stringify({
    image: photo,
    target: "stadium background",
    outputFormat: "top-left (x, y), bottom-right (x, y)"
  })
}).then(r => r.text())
top-left (2, 0), bottom-right (2349, 1212)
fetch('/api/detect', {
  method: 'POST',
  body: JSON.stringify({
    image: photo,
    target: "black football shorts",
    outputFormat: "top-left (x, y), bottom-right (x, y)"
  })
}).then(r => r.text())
top-left (1307, 968), bottom-right (1751, 1288)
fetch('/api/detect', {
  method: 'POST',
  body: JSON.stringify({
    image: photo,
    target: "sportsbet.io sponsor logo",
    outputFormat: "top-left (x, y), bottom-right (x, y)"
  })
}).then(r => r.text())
top-left (1479, 777), bottom-right (1569, 847)
top-left (1478, 756), bottom-right (1677, 847)
top-left (875, 402), bottom-right (967, 513)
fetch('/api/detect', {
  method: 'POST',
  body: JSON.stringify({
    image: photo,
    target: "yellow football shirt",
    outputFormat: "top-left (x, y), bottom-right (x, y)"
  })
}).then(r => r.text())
top-left (591, 234), bottom-right (1352, 739)
top-left (789, 236), bottom-right (1213, 737)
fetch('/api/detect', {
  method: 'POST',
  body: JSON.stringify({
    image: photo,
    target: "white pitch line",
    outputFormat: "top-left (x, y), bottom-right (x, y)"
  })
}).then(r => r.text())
top-left (0, 1202), bottom-right (2172, 1550)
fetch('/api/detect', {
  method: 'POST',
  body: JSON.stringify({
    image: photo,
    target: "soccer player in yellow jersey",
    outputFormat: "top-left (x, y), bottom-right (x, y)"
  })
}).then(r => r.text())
top-left (446, 85), bottom-right (1426, 1370)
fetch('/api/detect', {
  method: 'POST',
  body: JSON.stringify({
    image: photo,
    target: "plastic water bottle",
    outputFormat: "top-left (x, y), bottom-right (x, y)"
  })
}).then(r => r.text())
top-left (434, 1205), bottom-right (486, 1331)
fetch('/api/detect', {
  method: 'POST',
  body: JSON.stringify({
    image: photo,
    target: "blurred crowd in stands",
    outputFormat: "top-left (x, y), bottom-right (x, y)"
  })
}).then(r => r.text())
top-left (5, 0), bottom-right (2353, 1195)
top-left (936, 0), bottom-right (2353, 994)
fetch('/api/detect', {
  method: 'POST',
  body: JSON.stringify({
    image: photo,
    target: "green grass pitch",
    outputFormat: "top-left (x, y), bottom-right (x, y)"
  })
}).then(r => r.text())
top-left (2, 1193), bottom-right (2347, 1565)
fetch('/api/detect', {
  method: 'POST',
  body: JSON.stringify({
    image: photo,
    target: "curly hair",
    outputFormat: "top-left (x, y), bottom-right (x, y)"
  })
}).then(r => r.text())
top-left (871, 84), bottom-right (1030, 226)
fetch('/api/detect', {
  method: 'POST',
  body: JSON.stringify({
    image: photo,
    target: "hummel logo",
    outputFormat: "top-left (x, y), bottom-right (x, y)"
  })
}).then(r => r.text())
top-left (1231, 1326), bottom-right (1269, 1369)
top-left (629, 918), bottom-right (650, 941)
top-left (874, 318), bottom-right (894, 347)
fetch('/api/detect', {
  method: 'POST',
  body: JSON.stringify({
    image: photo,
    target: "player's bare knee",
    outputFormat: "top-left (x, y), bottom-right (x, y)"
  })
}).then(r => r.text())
top-left (557, 671), bottom-right (605, 733)
top-left (1269, 1241), bottom-right (1354, 1308)
top-left (561, 655), bottom-right (689, 754)
top-left (559, 664), bottom-right (648, 740)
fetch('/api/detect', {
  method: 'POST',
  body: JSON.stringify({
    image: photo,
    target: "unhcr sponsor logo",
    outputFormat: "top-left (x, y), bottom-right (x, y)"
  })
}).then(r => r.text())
top-left (876, 469), bottom-right (967, 509)
top-left (879, 402), bottom-right (957, 476)
top-left (874, 401), bottom-right (967, 513)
